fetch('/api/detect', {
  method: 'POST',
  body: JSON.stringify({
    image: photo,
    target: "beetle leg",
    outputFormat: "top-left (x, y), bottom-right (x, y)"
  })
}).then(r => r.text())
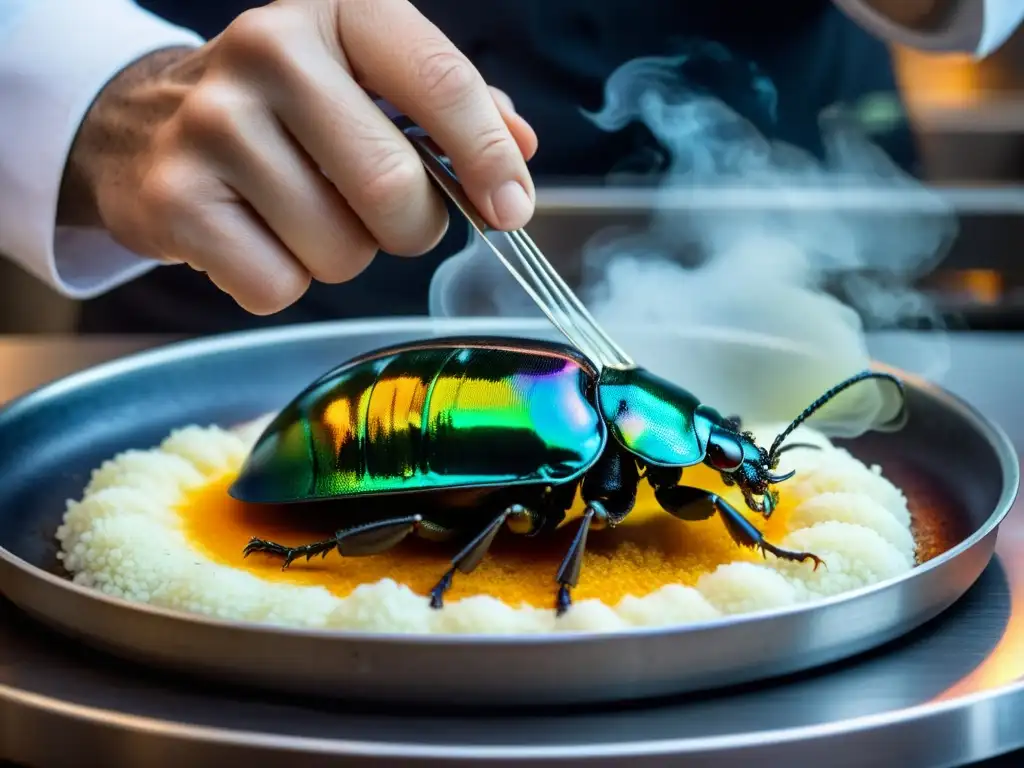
top-left (427, 481), bottom-right (578, 609)
top-left (553, 445), bottom-right (641, 616)
top-left (428, 504), bottom-right (527, 610)
top-left (651, 484), bottom-right (825, 569)
top-left (242, 514), bottom-right (424, 569)
top-left (553, 503), bottom-right (600, 616)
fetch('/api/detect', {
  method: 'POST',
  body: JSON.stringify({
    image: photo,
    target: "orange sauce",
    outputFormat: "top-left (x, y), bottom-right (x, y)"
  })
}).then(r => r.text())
top-left (889, 464), bottom-right (969, 566)
top-left (178, 464), bottom-right (798, 607)
top-left (177, 462), bottom-right (959, 608)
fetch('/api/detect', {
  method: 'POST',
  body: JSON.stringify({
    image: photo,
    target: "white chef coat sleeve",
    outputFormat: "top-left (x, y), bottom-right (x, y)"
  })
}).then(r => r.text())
top-left (833, 0), bottom-right (1024, 58)
top-left (0, 0), bottom-right (205, 299)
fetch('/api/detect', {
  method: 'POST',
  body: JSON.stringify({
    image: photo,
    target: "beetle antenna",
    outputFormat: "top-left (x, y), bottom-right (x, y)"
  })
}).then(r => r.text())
top-left (768, 371), bottom-right (906, 465)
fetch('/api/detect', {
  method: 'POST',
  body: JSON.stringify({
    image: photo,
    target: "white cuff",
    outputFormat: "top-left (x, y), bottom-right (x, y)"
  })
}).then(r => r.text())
top-left (0, 0), bottom-right (205, 299)
top-left (833, 0), bottom-right (1024, 58)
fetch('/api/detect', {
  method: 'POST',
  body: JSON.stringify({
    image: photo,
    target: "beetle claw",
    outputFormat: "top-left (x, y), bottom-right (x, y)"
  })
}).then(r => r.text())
top-left (428, 567), bottom-right (455, 610)
top-left (758, 541), bottom-right (825, 571)
top-left (242, 536), bottom-right (308, 570)
top-left (242, 536), bottom-right (262, 558)
top-left (555, 585), bottom-right (573, 616)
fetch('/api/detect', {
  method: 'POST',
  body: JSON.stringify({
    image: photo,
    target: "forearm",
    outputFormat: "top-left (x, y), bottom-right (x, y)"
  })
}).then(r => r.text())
top-left (58, 46), bottom-right (198, 229)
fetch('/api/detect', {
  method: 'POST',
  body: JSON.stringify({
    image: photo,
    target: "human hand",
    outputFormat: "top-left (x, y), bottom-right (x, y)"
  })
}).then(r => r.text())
top-left (58, 0), bottom-right (538, 314)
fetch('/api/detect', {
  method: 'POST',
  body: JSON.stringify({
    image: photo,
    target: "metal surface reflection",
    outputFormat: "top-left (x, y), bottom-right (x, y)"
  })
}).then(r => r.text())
top-left (0, 331), bottom-right (1022, 767)
top-left (934, 522), bottom-right (1024, 699)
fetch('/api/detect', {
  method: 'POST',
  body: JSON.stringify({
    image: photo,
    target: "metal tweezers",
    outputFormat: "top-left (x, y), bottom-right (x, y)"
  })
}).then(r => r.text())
top-left (391, 115), bottom-right (635, 372)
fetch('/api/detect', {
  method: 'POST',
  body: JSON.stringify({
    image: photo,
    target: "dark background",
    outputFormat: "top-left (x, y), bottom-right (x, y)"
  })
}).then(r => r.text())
top-left (2, 23), bottom-right (1024, 334)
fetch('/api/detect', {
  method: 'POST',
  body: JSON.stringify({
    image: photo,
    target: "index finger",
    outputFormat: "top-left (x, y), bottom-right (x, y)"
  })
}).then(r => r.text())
top-left (335, 0), bottom-right (536, 231)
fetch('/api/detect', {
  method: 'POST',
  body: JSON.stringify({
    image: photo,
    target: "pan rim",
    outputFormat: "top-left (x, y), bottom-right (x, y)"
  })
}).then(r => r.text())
top-left (0, 316), bottom-right (1017, 649)
top-left (1, 646), bottom-right (1023, 759)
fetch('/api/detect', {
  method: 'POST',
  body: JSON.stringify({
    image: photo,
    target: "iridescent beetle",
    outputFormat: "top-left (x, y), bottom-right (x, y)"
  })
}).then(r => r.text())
top-left (231, 336), bottom-right (906, 615)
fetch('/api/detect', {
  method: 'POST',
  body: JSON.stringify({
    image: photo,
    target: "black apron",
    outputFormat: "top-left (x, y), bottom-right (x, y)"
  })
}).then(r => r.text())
top-left (77, 0), bottom-right (916, 335)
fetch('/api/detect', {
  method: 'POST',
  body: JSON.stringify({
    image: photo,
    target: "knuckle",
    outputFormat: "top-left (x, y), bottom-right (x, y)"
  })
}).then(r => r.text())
top-left (358, 148), bottom-right (425, 212)
top-left (414, 45), bottom-right (479, 107)
top-left (138, 160), bottom-right (193, 222)
top-left (178, 83), bottom-right (247, 147)
top-left (221, 7), bottom-right (300, 74)
top-left (136, 160), bottom-right (213, 258)
top-left (224, 7), bottom-right (286, 53)
top-left (471, 124), bottom-right (519, 167)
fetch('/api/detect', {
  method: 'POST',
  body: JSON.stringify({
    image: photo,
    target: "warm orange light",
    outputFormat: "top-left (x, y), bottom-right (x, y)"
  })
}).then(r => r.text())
top-left (893, 46), bottom-right (986, 109)
top-left (178, 465), bottom-right (795, 607)
top-left (177, 462), bottom-right (955, 609)
top-left (930, 486), bottom-right (1024, 701)
top-left (931, 269), bottom-right (1004, 306)
top-left (959, 270), bottom-right (1003, 305)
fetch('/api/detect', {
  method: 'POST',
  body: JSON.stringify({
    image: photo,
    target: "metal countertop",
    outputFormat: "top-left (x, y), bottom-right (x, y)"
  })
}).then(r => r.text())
top-left (0, 332), bottom-right (1022, 768)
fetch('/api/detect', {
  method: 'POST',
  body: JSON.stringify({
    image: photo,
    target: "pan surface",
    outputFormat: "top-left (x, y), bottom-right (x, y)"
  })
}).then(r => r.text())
top-left (0, 317), bottom-right (1016, 707)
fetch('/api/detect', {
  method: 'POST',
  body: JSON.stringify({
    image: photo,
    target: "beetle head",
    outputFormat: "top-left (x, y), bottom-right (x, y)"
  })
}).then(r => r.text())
top-left (711, 369), bottom-right (908, 518)
top-left (705, 426), bottom-right (794, 518)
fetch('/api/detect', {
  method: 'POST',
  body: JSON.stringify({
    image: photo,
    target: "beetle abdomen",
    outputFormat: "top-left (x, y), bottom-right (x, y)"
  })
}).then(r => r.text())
top-left (230, 341), bottom-right (607, 503)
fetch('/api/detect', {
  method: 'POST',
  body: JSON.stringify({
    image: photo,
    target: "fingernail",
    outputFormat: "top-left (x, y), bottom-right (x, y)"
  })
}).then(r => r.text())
top-left (491, 181), bottom-right (534, 229)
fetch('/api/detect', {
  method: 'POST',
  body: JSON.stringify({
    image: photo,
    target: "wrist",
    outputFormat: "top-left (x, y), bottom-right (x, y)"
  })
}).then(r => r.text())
top-left (56, 46), bottom-right (199, 229)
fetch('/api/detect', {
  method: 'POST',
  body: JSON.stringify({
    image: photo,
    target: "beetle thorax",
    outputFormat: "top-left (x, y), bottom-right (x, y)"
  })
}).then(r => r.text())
top-left (595, 366), bottom-right (708, 468)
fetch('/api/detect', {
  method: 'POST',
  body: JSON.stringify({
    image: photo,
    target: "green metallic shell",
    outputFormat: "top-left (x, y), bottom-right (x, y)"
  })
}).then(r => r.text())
top-left (596, 366), bottom-right (712, 467)
top-left (229, 338), bottom-right (608, 504)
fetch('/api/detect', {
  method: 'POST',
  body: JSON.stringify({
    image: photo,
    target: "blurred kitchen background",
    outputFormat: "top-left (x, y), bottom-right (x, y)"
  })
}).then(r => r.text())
top-left (2, 31), bottom-right (1024, 333)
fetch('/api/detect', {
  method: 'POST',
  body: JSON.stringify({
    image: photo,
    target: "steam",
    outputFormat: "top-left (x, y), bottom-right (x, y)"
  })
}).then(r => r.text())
top-left (572, 44), bottom-right (956, 433)
top-left (428, 42), bottom-right (958, 434)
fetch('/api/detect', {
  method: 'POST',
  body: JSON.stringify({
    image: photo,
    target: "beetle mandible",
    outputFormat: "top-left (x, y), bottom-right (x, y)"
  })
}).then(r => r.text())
top-left (231, 336), bottom-right (907, 615)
